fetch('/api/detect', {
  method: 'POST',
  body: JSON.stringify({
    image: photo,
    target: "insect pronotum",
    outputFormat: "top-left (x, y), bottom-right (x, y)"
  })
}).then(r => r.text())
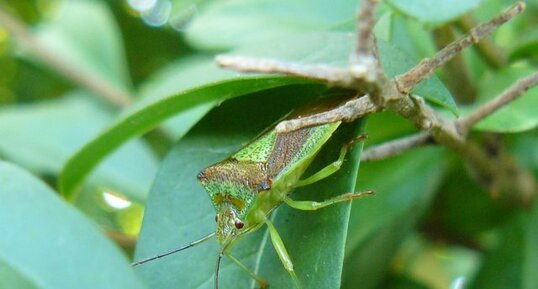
top-left (133, 96), bottom-right (373, 289)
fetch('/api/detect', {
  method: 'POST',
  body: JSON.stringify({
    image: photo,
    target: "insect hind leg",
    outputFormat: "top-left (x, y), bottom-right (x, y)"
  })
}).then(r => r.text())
top-left (284, 190), bottom-right (375, 210)
top-left (293, 134), bottom-right (367, 188)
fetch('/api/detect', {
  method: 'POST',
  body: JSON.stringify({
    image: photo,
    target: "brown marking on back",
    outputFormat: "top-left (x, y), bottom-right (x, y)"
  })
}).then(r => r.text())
top-left (266, 127), bottom-right (312, 177)
top-left (262, 94), bottom-right (356, 177)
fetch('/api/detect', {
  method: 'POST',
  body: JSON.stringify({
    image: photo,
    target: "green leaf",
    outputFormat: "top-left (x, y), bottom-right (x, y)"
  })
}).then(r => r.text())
top-left (0, 259), bottom-right (39, 289)
top-left (33, 0), bottom-right (131, 90)
top-left (342, 147), bottom-right (447, 289)
top-left (387, 13), bottom-right (437, 60)
top-left (386, 0), bottom-right (482, 27)
top-left (137, 56), bottom-right (221, 138)
top-left (134, 87), bottom-right (364, 289)
top-left (467, 66), bottom-right (538, 133)
top-left (0, 92), bottom-right (158, 203)
top-left (59, 64), bottom-right (306, 198)
top-left (186, 0), bottom-right (358, 50)
top-left (0, 161), bottom-right (147, 289)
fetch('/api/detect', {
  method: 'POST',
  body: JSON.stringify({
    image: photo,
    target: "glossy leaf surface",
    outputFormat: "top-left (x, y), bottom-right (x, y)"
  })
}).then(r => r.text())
top-left (0, 161), bottom-right (147, 289)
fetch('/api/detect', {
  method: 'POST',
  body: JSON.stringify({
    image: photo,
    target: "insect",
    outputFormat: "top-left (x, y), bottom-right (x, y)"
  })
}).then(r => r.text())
top-left (133, 96), bottom-right (373, 289)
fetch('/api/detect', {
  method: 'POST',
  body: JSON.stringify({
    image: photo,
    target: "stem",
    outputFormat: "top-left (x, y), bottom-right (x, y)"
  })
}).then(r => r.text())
top-left (0, 7), bottom-right (132, 107)
top-left (216, 55), bottom-right (357, 88)
top-left (458, 15), bottom-right (507, 69)
top-left (350, 0), bottom-right (381, 87)
top-left (432, 25), bottom-right (476, 104)
top-left (395, 2), bottom-right (525, 94)
top-left (276, 95), bottom-right (379, 133)
top-left (354, 0), bottom-right (378, 59)
top-left (361, 132), bottom-right (433, 161)
top-left (458, 71), bottom-right (538, 135)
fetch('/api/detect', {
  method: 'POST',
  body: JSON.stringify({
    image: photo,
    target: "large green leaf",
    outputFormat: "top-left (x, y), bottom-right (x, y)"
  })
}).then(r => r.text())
top-left (386, 13), bottom-right (437, 60)
top-left (136, 56), bottom-right (222, 138)
top-left (134, 87), bottom-right (364, 289)
top-left (342, 147), bottom-right (447, 289)
top-left (0, 161), bottom-right (147, 289)
top-left (466, 67), bottom-right (538, 133)
top-left (186, 0), bottom-right (358, 50)
top-left (0, 92), bottom-right (157, 203)
top-left (60, 32), bottom-right (455, 199)
top-left (32, 0), bottom-right (131, 91)
top-left (386, 0), bottom-right (482, 27)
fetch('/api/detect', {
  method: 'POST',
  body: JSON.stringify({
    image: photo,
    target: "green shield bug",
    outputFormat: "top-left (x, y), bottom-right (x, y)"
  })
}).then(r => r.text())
top-left (133, 95), bottom-right (373, 289)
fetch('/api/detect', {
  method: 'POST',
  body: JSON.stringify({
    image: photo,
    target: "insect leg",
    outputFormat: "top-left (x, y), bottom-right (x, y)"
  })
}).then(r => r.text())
top-left (227, 254), bottom-right (268, 289)
top-left (294, 134), bottom-right (367, 188)
top-left (284, 190), bottom-right (374, 210)
top-left (265, 219), bottom-right (302, 289)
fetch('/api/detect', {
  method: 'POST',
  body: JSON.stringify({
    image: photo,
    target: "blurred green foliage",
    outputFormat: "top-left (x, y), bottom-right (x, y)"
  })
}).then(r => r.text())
top-left (0, 0), bottom-right (536, 289)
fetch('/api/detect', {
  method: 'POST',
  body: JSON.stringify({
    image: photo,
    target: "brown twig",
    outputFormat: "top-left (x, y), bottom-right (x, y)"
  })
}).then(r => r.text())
top-left (216, 55), bottom-right (358, 88)
top-left (349, 0), bottom-right (380, 83)
top-left (458, 15), bottom-right (507, 69)
top-left (354, 0), bottom-right (378, 59)
top-left (432, 25), bottom-right (476, 104)
top-left (276, 95), bottom-right (379, 133)
top-left (0, 7), bottom-right (132, 107)
top-left (458, 71), bottom-right (538, 135)
top-left (395, 2), bottom-right (525, 95)
top-left (361, 132), bottom-right (433, 161)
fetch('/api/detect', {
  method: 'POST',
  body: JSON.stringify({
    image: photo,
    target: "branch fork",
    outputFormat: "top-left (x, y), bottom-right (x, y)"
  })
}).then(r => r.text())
top-left (216, 1), bottom-right (537, 205)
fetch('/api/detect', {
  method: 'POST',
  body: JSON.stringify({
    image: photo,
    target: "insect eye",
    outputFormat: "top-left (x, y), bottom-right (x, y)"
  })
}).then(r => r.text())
top-left (234, 219), bottom-right (244, 229)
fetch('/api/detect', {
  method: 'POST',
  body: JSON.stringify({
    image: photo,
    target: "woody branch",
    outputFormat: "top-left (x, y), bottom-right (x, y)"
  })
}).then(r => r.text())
top-left (361, 132), bottom-right (433, 162)
top-left (216, 1), bottom-right (537, 205)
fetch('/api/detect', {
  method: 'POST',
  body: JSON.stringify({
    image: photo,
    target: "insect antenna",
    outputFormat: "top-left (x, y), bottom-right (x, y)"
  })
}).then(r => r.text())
top-left (132, 232), bottom-right (215, 266)
top-left (214, 234), bottom-right (236, 289)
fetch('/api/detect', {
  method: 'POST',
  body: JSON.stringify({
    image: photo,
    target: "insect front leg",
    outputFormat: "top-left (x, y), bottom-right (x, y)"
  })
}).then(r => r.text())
top-left (284, 190), bottom-right (374, 210)
top-left (265, 219), bottom-right (302, 289)
top-left (293, 134), bottom-right (367, 188)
